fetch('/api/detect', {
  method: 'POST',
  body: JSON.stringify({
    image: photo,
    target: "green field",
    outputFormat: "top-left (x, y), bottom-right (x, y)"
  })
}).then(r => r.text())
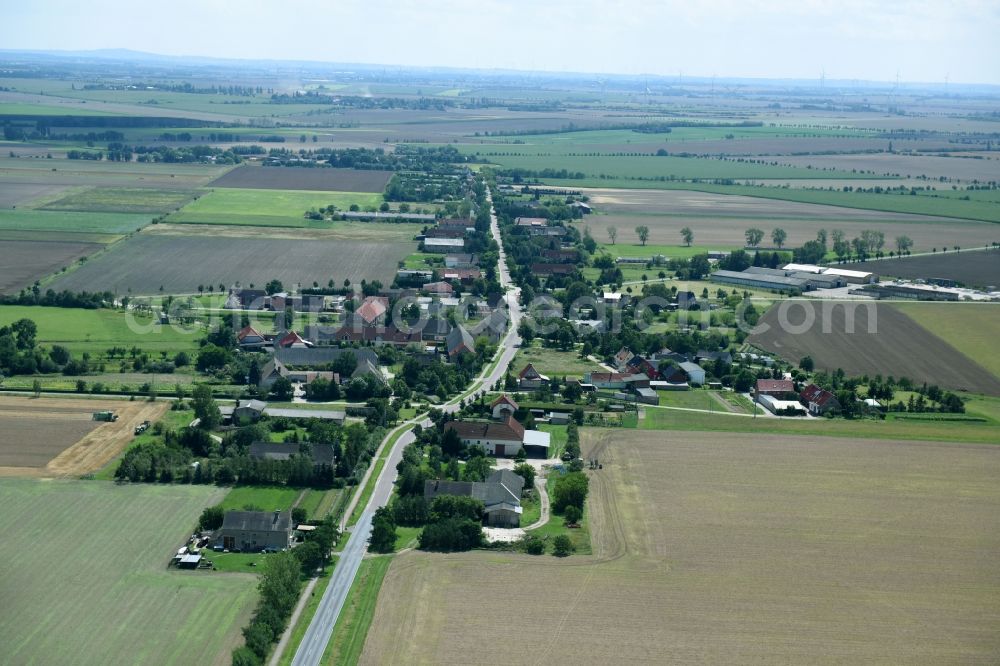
top-left (0, 305), bottom-right (203, 356)
top-left (0, 209), bottom-right (151, 235)
top-left (892, 303), bottom-right (1000, 380)
top-left (473, 126), bottom-right (872, 146)
top-left (654, 389), bottom-right (733, 411)
top-left (40, 187), bottom-right (196, 214)
top-left (168, 187), bottom-right (384, 227)
top-left (0, 479), bottom-right (257, 665)
top-left (512, 343), bottom-right (604, 378)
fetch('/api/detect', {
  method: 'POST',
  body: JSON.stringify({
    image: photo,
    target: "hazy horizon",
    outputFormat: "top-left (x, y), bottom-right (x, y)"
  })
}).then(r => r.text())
top-left (3, 0), bottom-right (999, 86)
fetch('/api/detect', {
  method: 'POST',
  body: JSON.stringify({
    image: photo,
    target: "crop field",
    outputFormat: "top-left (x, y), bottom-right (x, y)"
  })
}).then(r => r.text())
top-left (0, 209), bottom-right (152, 235)
top-left (0, 479), bottom-right (257, 665)
top-left (0, 181), bottom-right (73, 207)
top-left (0, 239), bottom-right (102, 294)
top-left (749, 301), bottom-right (1000, 395)
top-left (208, 165), bottom-right (392, 192)
top-left (780, 152), bottom-right (1000, 183)
top-left (0, 396), bottom-right (169, 477)
top-left (47, 231), bottom-right (413, 294)
top-left (853, 249), bottom-right (1000, 289)
top-left (0, 305), bottom-right (203, 356)
top-left (360, 429), bottom-right (1000, 664)
top-left (39, 186), bottom-right (196, 214)
top-left (890, 303), bottom-right (1000, 380)
top-left (168, 187), bottom-right (384, 227)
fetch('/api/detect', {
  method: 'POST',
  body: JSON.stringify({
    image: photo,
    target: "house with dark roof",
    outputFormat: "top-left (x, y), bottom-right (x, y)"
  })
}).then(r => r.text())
top-left (531, 263), bottom-right (576, 277)
top-left (259, 357), bottom-right (289, 390)
top-left (423, 281), bottom-right (454, 295)
top-left (212, 510), bottom-right (293, 553)
top-left (232, 399), bottom-right (267, 424)
top-left (440, 267), bottom-right (482, 282)
top-left (424, 469), bottom-right (526, 527)
top-left (275, 346), bottom-right (379, 370)
top-left (229, 288), bottom-right (268, 310)
top-left (445, 253), bottom-right (478, 268)
top-left (249, 441), bottom-right (335, 467)
top-left (446, 325), bottom-right (475, 359)
top-left (470, 309), bottom-right (508, 343)
top-left (695, 350), bottom-right (732, 366)
top-left (799, 384), bottom-right (841, 416)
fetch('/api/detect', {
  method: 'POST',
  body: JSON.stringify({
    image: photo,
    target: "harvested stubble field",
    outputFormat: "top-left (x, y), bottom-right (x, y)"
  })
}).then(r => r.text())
top-left (0, 157), bottom-right (228, 188)
top-left (749, 301), bottom-right (1000, 395)
top-left (0, 479), bottom-right (257, 665)
top-left (0, 396), bottom-right (168, 477)
top-left (0, 238), bottom-right (101, 294)
top-left (360, 430), bottom-right (1000, 665)
top-left (208, 165), bottom-right (393, 192)
top-left (47, 230), bottom-right (413, 294)
top-left (0, 181), bottom-right (72, 207)
top-left (583, 187), bottom-right (1000, 251)
top-left (853, 249), bottom-right (1000, 289)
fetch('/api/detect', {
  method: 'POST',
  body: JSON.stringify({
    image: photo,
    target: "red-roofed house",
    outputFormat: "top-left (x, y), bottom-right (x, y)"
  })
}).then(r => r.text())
top-left (356, 296), bottom-right (389, 326)
top-left (755, 378), bottom-right (796, 400)
top-left (423, 281), bottom-right (454, 295)
top-left (491, 394), bottom-right (519, 419)
top-left (237, 325), bottom-right (266, 349)
top-left (799, 384), bottom-right (841, 415)
top-left (276, 330), bottom-right (312, 348)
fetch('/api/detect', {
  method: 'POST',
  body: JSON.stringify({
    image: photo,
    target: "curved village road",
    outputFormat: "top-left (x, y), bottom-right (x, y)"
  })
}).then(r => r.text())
top-left (290, 190), bottom-right (522, 666)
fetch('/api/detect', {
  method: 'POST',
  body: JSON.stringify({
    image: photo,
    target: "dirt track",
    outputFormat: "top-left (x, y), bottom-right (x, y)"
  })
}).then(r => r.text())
top-left (0, 396), bottom-right (167, 477)
top-left (360, 430), bottom-right (1000, 665)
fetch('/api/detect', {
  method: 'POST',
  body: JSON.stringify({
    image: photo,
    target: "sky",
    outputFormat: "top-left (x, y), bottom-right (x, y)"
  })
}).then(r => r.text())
top-left (3, 0), bottom-right (999, 85)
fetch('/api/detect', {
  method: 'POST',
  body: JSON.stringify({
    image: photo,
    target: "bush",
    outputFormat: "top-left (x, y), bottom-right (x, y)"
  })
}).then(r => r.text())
top-left (291, 506), bottom-right (307, 525)
top-left (199, 505), bottom-right (225, 530)
top-left (232, 646), bottom-right (262, 666)
top-left (552, 534), bottom-right (574, 557)
top-left (418, 517), bottom-right (483, 552)
top-left (523, 534), bottom-right (545, 555)
top-left (563, 505), bottom-right (582, 526)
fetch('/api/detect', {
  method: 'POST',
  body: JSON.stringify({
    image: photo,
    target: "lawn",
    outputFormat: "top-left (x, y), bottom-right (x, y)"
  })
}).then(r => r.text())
top-left (654, 389), bottom-right (730, 411)
top-left (640, 403), bottom-right (1000, 443)
top-left (218, 485), bottom-right (303, 512)
top-left (512, 343), bottom-right (604, 378)
top-left (0, 305), bottom-right (203, 357)
top-left (169, 187), bottom-right (384, 227)
top-left (0, 479), bottom-right (257, 665)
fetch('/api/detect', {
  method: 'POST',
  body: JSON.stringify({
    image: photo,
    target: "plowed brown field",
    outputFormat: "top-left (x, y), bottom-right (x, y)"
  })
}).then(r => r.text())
top-left (360, 430), bottom-right (1000, 665)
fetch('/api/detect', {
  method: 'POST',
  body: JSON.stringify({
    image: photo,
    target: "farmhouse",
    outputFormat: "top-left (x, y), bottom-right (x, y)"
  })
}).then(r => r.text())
top-left (584, 371), bottom-right (628, 389)
top-left (275, 346), bottom-right (379, 370)
top-left (237, 325), bottom-right (267, 349)
top-left (213, 510), bottom-right (293, 553)
top-left (799, 384), bottom-right (841, 416)
top-left (258, 357), bottom-right (289, 390)
top-left (755, 378), bottom-right (796, 400)
top-left (424, 469), bottom-right (526, 528)
top-left (423, 281), bottom-right (454, 295)
top-left (445, 415), bottom-right (551, 458)
top-left (613, 347), bottom-right (635, 370)
top-left (232, 399), bottom-right (266, 424)
top-left (275, 330), bottom-right (311, 348)
top-left (469, 309), bottom-right (509, 343)
top-left (441, 267), bottom-right (482, 282)
top-left (445, 253), bottom-right (478, 268)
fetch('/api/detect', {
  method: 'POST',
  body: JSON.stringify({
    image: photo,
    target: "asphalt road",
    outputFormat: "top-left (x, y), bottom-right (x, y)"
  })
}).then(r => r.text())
top-left (291, 189), bottom-right (521, 666)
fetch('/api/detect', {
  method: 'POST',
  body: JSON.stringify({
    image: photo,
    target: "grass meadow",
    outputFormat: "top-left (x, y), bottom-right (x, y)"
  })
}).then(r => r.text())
top-left (168, 187), bottom-right (384, 227)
